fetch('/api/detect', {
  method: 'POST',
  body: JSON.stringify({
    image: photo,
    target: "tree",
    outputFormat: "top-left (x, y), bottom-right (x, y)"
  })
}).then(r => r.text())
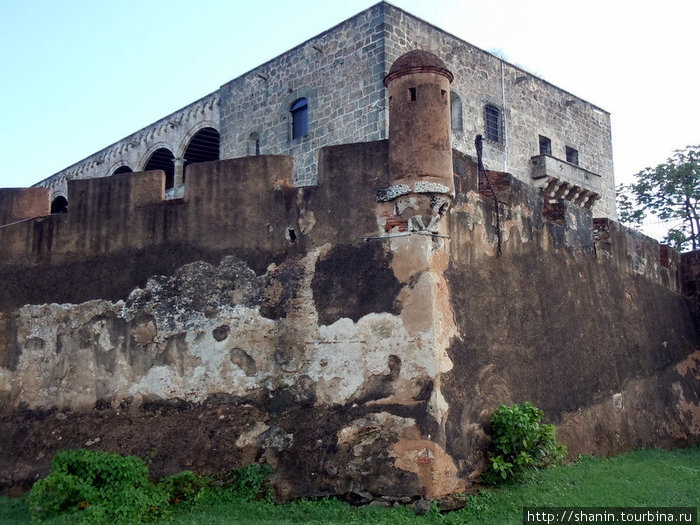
top-left (617, 145), bottom-right (700, 251)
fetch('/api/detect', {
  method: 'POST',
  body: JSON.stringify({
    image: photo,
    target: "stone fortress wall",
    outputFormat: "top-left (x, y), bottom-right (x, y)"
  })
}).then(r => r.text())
top-left (0, 144), bottom-right (697, 499)
top-left (35, 2), bottom-right (616, 219)
top-left (0, 42), bottom-right (697, 496)
top-left (4, 4), bottom-right (694, 501)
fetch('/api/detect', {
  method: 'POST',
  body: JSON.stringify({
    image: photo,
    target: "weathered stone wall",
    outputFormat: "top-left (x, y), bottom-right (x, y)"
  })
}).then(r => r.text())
top-left (0, 157), bottom-right (298, 311)
top-left (0, 143), bottom-right (697, 500)
top-left (681, 250), bottom-right (700, 311)
top-left (444, 176), bottom-right (698, 475)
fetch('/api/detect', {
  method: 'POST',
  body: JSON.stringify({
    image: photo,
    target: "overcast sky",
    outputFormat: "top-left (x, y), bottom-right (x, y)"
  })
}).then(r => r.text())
top-left (0, 0), bottom-right (698, 191)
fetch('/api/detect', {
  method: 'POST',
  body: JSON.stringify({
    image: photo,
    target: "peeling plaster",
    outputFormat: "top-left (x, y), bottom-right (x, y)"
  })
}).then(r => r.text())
top-left (390, 438), bottom-right (466, 498)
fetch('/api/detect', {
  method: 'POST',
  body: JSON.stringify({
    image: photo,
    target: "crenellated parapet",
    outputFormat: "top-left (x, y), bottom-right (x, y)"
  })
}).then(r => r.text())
top-left (3, 148), bottom-right (690, 302)
top-left (593, 218), bottom-right (684, 292)
top-left (0, 188), bottom-right (50, 227)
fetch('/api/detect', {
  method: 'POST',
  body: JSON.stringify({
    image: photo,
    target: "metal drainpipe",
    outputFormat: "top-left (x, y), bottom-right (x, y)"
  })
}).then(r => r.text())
top-left (501, 60), bottom-right (508, 173)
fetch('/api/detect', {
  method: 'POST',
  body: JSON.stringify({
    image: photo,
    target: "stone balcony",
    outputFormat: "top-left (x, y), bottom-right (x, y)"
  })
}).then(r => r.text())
top-left (531, 154), bottom-right (601, 209)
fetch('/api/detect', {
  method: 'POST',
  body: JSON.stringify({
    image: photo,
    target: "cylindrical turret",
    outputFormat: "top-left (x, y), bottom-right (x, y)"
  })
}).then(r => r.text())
top-left (384, 50), bottom-right (454, 193)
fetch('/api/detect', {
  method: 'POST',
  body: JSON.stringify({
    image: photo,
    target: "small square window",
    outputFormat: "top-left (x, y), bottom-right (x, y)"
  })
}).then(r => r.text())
top-left (539, 135), bottom-right (551, 156)
top-left (566, 146), bottom-right (579, 166)
top-left (484, 105), bottom-right (502, 143)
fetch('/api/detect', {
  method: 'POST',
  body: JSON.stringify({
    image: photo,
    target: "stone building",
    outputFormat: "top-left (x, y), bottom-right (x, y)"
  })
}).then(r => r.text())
top-left (35, 1), bottom-right (616, 219)
top-left (0, 45), bottom-right (697, 500)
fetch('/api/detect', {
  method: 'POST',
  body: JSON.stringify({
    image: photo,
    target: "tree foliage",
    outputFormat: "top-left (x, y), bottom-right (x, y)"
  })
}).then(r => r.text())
top-left (617, 145), bottom-right (700, 251)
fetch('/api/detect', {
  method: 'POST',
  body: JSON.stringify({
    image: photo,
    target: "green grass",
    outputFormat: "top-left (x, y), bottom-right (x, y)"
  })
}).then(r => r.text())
top-left (2, 447), bottom-right (698, 525)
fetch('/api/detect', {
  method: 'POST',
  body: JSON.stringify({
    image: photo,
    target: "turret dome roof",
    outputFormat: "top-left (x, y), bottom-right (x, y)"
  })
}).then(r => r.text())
top-left (384, 50), bottom-right (454, 86)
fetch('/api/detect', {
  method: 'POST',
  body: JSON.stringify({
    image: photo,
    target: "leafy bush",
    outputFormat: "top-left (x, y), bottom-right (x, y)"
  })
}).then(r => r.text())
top-left (227, 463), bottom-right (274, 502)
top-left (29, 449), bottom-right (168, 524)
top-left (482, 401), bottom-right (567, 484)
top-left (158, 470), bottom-right (211, 509)
top-left (28, 449), bottom-right (275, 523)
top-left (200, 463), bottom-right (275, 504)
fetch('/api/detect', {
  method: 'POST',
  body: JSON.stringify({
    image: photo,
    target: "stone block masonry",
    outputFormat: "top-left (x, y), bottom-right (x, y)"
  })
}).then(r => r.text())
top-left (218, 3), bottom-right (388, 186)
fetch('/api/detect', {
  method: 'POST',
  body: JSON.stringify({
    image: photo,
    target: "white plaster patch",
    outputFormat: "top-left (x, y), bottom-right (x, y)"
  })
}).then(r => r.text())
top-left (613, 392), bottom-right (623, 410)
top-left (129, 365), bottom-right (180, 399)
top-left (310, 313), bottom-right (426, 405)
top-left (428, 387), bottom-right (450, 424)
top-left (93, 319), bottom-right (113, 350)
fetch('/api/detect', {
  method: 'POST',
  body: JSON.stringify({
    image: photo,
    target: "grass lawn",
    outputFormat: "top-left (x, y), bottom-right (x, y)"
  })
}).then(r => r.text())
top-left (2, 447), bottom-right (698, 524)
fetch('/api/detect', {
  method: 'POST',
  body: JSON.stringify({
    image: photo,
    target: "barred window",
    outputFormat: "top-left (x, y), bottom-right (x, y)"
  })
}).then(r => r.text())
top-left (539, 135), bottom-right (552, 156)
top-left (484, 104), bottom-right (502, 143)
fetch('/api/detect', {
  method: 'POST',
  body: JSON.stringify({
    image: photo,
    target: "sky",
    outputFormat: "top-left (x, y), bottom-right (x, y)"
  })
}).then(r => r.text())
top-left (0, 0), bottom-right (698, 194)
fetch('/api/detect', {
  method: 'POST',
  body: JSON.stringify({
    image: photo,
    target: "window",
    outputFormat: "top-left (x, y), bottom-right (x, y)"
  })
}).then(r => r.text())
top-left (539, 135), bottom-right (552, 156)
top-left (566, 146), bottom-right (579, 166)
top-left (451, 91), bottom-right (463, 132)
top-left (408, 87), bottom-right (416, 101)
top-left (248, 132), bottom-right (260, 156)
top-left (290, 98), bottom-right (308, 139)
top-left (484, 104), bottom-right (502, 143)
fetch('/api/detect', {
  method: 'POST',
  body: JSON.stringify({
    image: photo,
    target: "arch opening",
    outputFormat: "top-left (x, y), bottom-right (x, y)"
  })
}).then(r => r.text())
top-left (51, 196), bottom-right (68, 214)
top-left (247, 132), bottom-right (260, 156)
top-left (183, 127), bottom-right (220, 178)
top-left (113, 165), bottom-right (133, 175)
top-left (144, 148), bottom-right (175, 189)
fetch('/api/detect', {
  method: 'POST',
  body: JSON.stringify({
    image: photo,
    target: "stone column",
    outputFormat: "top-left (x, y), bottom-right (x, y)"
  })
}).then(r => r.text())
top-left (173, 158), bottom-right (186, 187)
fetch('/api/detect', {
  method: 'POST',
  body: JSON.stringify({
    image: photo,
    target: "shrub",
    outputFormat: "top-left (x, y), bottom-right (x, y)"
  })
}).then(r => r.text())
top-left (29, 449), bottom-right (168, 524)
top-left (158, 470), bottom-right (210, 508)
top-left (482, 402), bottom-right (567, 484)
top-left (28, 449), bottom-right (275, 523)
top-left (201, 463), bottom-right (275, 504)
